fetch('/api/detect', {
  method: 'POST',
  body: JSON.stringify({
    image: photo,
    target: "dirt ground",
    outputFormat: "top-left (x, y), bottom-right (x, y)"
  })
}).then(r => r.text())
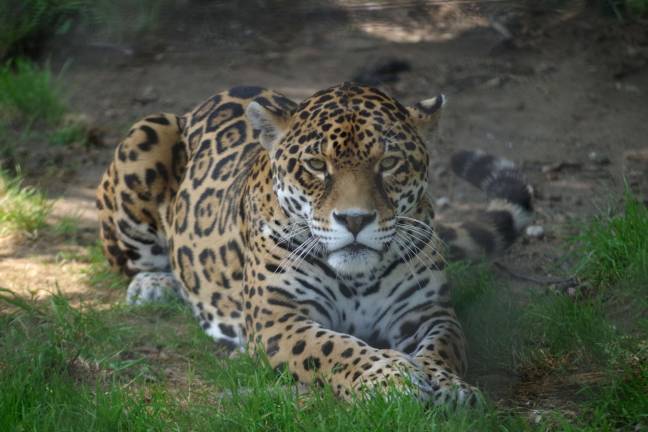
top-left (1, 0), bottom-right (647, 409)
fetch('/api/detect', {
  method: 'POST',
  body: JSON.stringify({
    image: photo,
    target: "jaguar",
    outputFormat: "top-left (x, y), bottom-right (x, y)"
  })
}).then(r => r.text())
top-left (96, 83), bottom-right (532, 405)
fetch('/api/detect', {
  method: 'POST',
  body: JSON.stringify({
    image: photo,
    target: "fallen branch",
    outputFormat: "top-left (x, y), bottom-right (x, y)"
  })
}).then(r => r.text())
top-left (494, 262), bottom-right (576, 286)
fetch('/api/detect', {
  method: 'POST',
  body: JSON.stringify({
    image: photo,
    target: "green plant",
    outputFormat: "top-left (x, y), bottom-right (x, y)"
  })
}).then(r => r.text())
top-left (448, 262), bottom-right (521, 371)
top-left (0, 0), bottom-right (172, 62)
top-left (627, 0), bottom-right (648, 15)
top-left (0, 168), bottom-right (51, 235)
top-left (85, 0), bottom-right (165, 40)
top-left (0, 0), bottom-right (83, 60)
top-left (521, 294), bottom-right (619, 367)
top-left (48, 123), bottom-right (88, 147)
top-left (0, 58), bottom-right (65, 125)
top-left (575, 192), bottom-right (648, 288)
top-left (82, 241), bottom-right (128, 290)
top-left (0, 290), bottom-right (541, 431)
top-left (51, 214), bottom-right (81, 239)
top-left (600, 0), bottom-right (648, 19)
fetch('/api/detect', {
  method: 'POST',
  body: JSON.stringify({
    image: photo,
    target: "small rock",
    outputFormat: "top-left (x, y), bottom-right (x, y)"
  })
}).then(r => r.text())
top-left (588, 151), bottom-right (610, 165)
top-left (135, 85), bottom-right (159, 104)
top-left (435, 197), bottom-right (450, 209)
top-left (615, 82), bottom-right (641, 93)
top-left (483, 76), bottom-right (503, 88)
top-left (566, 286), bottom-right (577, 297)
top-left (535, 63), bottom-right (557, 74)
top-left (526, 225), bottom-right (545, 239)
top-left (541, 161), bottom-right (582, 174)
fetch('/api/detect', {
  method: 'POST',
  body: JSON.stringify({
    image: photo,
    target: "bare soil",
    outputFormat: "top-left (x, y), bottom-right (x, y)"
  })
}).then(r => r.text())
top-left (1, 0), bottom-right (647, 411)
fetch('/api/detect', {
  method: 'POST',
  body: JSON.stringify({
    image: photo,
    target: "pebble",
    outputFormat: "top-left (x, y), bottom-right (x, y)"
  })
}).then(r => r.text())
top-left (588, 151), bottom-right (611, 165)
top-left (615, 82), bottom-right (641, 93)
top-left (135, 85), bottom-right (159, 104)
top-left (526, 225), bottom-right (545, 239)
top-left (435, 196), bottom-right (450, 209)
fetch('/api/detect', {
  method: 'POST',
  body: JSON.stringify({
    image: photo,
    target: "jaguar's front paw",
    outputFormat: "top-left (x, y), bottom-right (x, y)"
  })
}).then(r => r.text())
top-left (349, 350), bottom-right (433, 401)
top-left (428, 372), bottom-right (483, 408)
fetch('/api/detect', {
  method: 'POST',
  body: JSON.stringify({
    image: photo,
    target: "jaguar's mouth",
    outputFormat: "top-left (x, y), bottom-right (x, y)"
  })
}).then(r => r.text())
top-left (326, 242), bottom-right (382, 275)
top-left (330, 242), bottom-right (381, 255)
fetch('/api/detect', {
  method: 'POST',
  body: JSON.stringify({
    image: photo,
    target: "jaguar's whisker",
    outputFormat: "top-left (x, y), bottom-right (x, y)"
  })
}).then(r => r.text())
top-left (392, 236), bottom-right (426, 292)
top-left (397, 226), bottom-right (447, 267)
top-left (396, 232), bottom-right (441, 273)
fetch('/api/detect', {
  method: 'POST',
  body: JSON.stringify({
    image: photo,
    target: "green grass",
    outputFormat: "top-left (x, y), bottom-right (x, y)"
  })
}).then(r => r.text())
top-left (627, 0), bottom-right (648, 15)
top-left (0, 58), bottom-right (90, 178)
top-left (449, 262), bottom-right (521, 372)
top-left (519, 193), bottom-right (647, 429)
top-left (0, 58), bottom-right (65, 125)
top-left (0, 168), bottom-right (52, 235)
top-left (82, 242), bottom-right (129, 290)
top-left (0, 67), bottom-right (62, 171)
top-left (49, 122), bottom-right (89, 147)
top-left (521, 294), bottom-right (619, 366)
top-left (524, 193), bottom-right (648, 359)
top-left (575, 192), bottom-right (648, 288)
top-left (56, 242), bottom-right (129, 290)
top-left (0, 0), bottom-right (170, 60)
top-left (0, 0), bottom-right (82, 60)
top-left (51, 213), bottom-right (82, 238)
top-left (84, 0), bottom-right (166, 41)
top-left (447, 192), bottom-right (648, 430)
top-left (1, 194), bottom-right (646, 431)
top-left (600, 0), bottom-right (648, 19)
top-left (0, 289), bottom-right (542, 432)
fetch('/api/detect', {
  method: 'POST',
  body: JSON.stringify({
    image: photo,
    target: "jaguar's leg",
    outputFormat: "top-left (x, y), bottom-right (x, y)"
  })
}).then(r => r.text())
top-left (392, 301), bottom-right (481, 407)
top-left (96, 113), bottom-right (187, 278)
top-left (246, 301), bottom-right (434, 401)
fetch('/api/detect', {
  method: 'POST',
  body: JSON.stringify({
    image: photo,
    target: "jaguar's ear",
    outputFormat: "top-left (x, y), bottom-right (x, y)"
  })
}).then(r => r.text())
top-left (407, 94), bottom-right (446, 141)
top-left (246, 101), bottom-right (290, 151)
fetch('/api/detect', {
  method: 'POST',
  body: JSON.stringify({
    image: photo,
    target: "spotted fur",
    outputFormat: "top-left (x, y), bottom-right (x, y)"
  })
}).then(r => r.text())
top-left (96, 84), bottom-right (532, 405)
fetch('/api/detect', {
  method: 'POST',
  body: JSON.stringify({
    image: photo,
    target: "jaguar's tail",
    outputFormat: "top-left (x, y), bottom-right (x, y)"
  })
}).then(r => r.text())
top-left (435, 150), bottom-right (533, 261)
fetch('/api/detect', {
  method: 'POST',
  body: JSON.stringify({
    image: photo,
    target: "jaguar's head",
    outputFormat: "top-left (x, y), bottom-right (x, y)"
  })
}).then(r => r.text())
top-left (247, 83), bottom-right (444, 276)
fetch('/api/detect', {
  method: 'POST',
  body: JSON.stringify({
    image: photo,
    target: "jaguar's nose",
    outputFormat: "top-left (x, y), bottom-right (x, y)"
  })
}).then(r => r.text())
top-left (333, 211), bottom-right (376, 236)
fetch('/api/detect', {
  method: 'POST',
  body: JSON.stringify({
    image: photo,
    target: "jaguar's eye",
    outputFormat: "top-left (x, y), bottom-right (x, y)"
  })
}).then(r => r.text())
top-left (305, 158), bottom-right (327, 172)
top-left (379, 156), bottom-right (399, 171)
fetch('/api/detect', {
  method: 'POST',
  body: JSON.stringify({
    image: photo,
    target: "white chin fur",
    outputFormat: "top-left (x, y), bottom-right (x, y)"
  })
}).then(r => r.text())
top-left (327, 249), bottom-right (381, 275)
